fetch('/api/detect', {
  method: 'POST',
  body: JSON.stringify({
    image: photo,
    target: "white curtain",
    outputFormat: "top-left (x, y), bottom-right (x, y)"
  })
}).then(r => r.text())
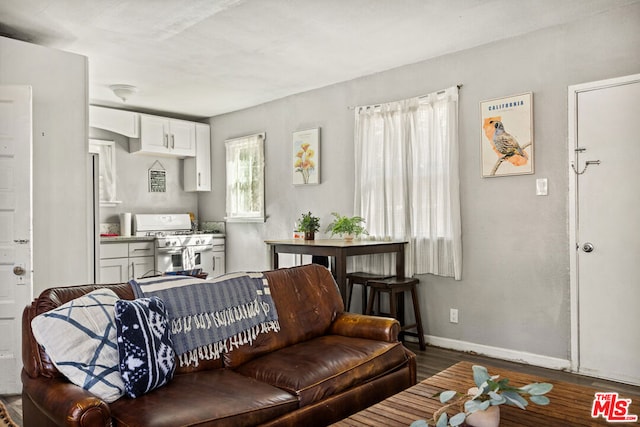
top-left (353, 86), bottom-right (462, 279)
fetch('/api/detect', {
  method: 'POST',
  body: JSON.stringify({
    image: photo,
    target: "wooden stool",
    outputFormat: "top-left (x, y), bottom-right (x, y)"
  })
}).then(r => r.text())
top-left (366, 277), bottom-right (426, 350)
top-left (346, 272), bottom-right (393, 313)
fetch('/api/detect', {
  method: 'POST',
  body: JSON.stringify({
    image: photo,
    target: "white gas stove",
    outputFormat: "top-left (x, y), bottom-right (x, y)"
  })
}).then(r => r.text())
top-left (133, 214), bottom-right (225, 276)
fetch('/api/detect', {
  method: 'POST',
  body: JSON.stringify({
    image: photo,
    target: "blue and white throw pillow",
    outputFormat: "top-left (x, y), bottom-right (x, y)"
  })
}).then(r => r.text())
top-left (31, 289), bottom-right (125, 402)
top-left (115, 297), bottom-right (175, 398)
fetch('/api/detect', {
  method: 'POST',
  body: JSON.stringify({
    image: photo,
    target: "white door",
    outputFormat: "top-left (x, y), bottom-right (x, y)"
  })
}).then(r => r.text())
top-left (0, 85), bottom-right (33, 394)
top-left (569, 74), bottom-right (640, 385)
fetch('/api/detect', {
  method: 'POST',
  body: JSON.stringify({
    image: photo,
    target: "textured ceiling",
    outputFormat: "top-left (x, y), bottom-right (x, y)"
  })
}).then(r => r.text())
top-left (1, 0), bottom-right (636, 119)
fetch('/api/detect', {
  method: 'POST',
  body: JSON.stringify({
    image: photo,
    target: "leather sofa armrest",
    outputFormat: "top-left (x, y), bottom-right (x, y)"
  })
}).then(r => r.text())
top-left (328, 312), bottom-right (400, 342)
top-left (22, 371), bottom-right (111, 427)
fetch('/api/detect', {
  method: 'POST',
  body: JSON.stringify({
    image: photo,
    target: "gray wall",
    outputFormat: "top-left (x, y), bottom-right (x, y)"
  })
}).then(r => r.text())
top-left (199, 3), bottom-right (640, 362)
top-left (1, 37), bottom-right (91, 295)
top-left (89, 128), bottom-right (198, 225)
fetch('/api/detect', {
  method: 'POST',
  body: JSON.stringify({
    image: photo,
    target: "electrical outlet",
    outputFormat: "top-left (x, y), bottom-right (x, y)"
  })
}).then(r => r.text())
top-left (449, 308), bottom-right (459, 324)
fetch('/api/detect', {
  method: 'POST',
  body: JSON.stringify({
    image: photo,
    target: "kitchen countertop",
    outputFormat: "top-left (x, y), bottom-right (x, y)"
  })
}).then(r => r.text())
top-left (100, 236), bottom-right (156, 243)
top-left (100, 234), bottom-right (225, 243)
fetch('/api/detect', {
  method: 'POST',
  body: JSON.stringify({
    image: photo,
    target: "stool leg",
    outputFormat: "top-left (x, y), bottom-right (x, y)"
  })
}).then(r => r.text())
top-left (361, 284), bottom-right (368, 315)
top-left (396, 291), bottom-right (405, 326)
top-left (346, 280), bottom-right (353, 312)
top-left (410, 286), bottom-right (426, 350)
top-left (366, 288), bottom-right (376, 315)
top-left (389, 289), bottom-right (397, 320)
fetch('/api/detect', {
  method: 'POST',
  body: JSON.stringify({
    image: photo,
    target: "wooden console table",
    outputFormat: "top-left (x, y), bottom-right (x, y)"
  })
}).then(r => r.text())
top-left (332, 361), bottom-right (640, 426)
top-left (264, 239), bottom-right (407, 304)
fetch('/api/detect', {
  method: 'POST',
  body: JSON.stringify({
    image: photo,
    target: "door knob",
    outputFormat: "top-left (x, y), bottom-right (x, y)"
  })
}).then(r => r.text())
top-left (582, 242), bottom-right (594, 253)
top-left (13, 265), bottom-right (25, 275)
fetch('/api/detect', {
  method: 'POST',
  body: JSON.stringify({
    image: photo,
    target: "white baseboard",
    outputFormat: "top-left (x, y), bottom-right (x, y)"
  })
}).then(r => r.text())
top-left (417, 335), bottom-right (572, 371)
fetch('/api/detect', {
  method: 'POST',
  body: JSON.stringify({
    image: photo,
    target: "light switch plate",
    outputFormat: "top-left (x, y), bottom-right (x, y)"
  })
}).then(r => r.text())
top-left (536, 178), bottom-right (548, 196)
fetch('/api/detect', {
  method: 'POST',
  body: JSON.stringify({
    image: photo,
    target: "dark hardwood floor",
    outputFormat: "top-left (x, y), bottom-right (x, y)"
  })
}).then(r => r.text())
top-left (2, 343), bottom-right (638, 427)
top-left (405, 342), bottom-right (640, 398)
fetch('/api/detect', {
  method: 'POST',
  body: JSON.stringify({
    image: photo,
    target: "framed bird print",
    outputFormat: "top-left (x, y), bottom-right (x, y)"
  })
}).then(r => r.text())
top-left (480, 92), bottom-right (534, 177)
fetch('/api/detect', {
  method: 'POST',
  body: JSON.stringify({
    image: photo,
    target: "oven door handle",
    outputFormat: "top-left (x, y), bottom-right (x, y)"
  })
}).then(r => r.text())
top-left (157, 248), bottom-right (183, 255)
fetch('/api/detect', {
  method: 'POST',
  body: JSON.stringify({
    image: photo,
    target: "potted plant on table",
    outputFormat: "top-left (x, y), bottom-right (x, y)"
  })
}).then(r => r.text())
top-left (297, 211), bottom-right (320, 240)
top-left (325, 212), bottom-right (368, 241)
top-left (410, 365), bottom-right (553, 427)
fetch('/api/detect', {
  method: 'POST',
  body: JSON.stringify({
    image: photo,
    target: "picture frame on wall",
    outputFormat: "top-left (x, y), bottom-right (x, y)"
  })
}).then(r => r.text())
top-left (292, 128), bottom-right (320, 185)
top-left (480, 92), bottom-right (534, 177)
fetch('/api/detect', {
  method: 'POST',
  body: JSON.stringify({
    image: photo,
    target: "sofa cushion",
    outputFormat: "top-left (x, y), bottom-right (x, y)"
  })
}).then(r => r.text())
top-left (109, 369), bottom-right (299, 427)
top-left (236, 335), bottom-right (409, 407)
top-left (30, 289), bottom-right (124, 402)
top-left (225, 265), bottom-right (344, 368)
top-left (28, 283), bottom-right (135, 380)
top-left (115, 297), bottom-right (176, 398)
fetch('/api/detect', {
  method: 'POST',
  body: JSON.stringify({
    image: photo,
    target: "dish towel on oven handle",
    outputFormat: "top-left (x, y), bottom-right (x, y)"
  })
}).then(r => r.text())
top-left (129, 272), bottom-right (280, 367)
top-left (182, 246), bottom-right (196, 270)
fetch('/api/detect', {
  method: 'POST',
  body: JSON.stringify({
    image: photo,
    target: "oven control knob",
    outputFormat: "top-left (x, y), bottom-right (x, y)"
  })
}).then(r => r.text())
top-left (172, 241), bottom-right (177, 246)
top-left (165, 241), bottom-right (171, 247)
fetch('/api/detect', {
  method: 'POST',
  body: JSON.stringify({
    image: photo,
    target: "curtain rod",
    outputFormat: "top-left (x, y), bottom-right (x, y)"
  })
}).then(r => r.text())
top-left (347, 84), bottom-right (463, 110)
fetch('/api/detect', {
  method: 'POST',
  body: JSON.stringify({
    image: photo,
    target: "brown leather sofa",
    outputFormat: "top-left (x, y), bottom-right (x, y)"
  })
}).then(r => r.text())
top-left (22, 264), bottom-right (417, 426)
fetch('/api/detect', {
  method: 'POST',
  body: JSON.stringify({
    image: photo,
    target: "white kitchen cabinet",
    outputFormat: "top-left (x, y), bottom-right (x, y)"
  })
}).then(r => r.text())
top-left (99, 258), bottom-right (129, 283)
top-left (184, 123), bottom-right (211, 191)
top-left (211, 250), bottom-right (225, 278)
top-left (131, 256), bottom-right (156, 280)
top-left (89, 105), bottom-right (139, 137)
top-left (130, 114), bottom-right (196, 158)
top-left (99, 241), bottom-right (155, 283)
top-left (129, 241), bottom-right (156, 279)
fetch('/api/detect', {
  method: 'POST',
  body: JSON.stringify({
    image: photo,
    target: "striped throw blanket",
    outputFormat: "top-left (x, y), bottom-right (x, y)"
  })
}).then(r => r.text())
top-left (130, 272), bottom-right (280, 367)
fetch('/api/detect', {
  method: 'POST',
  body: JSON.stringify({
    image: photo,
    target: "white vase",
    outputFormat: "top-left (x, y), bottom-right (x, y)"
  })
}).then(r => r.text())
top-left (465, 405), bottom-right (500, 427)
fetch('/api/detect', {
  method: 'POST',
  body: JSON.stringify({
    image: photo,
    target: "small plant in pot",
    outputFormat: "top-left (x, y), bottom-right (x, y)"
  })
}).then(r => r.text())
top-left (297, 211), bottom-right (320, 240)
top-left (325, 212), bottom-right (368, 241)
top-left (410, 365), bottom-right (553, 427)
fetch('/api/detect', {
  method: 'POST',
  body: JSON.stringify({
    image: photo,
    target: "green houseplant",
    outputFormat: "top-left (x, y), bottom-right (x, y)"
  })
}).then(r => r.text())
top-left (297, 211), bottom-right (320, 240)
top-left (410, 365), bottom-right (553, 427)
top-left (325, 212), bottom-right (368, 241)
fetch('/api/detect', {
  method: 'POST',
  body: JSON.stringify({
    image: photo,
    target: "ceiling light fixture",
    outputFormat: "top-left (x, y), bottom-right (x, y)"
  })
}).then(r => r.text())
top-left (109, 84), bottom-right (138, 103)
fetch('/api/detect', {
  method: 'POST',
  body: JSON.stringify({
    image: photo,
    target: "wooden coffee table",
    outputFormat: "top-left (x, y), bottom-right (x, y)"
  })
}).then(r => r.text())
top-left (332, 361), bottom-right (640, 426)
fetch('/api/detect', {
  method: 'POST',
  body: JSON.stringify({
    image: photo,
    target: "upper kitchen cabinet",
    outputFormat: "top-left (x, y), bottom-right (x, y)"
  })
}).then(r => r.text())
top-left (89, 105), bottom-right (139, 137)
top-left (184, 123), bottom-right (211, 191)
top-left (131, 114), bottom-right (196, 158)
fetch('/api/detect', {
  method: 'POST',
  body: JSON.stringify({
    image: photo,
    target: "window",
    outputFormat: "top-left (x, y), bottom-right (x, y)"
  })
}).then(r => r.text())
top-left (225, 133), bottom-right (265, 222)
top-left (354, 87), bottom-right (461, 279)
top-left (89, 139), bottom-right (121, 207)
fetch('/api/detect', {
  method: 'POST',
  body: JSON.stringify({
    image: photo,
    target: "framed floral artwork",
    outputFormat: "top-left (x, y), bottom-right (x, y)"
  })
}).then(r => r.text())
top-left (292, 128), bottom-right (320, 185)
top-left (480, 92), bottom-right (534, 177)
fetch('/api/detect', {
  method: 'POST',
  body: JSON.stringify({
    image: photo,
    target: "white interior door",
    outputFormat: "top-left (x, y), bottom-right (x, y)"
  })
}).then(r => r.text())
top-left (0, 85), bottom-right (33, 394)
top-left (570, 74), bottom-right (640, 386)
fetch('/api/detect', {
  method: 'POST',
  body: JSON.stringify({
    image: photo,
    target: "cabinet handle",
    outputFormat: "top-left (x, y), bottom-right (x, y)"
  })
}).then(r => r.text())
top-left (164, 134), bottom-right (169, 148)
top-left (171, 134), bottom-right (175, 149)
top-left (198, 172), bottom-right (201, 186)
top-left (133, 248), bottom-right (151, 252)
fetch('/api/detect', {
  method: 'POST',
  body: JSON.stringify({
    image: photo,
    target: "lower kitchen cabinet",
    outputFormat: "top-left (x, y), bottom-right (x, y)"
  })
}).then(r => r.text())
top-left (100, 258), bottom-right (129, 283)
top-left (99, 241), bottom-right (155, 283)
top-left (211, 250), bottom-right (225, 278)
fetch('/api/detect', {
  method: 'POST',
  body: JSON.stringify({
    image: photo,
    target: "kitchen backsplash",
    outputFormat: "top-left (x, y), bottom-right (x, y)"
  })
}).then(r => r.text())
top-left (100, 223), bottom-right (120, 235)
top-left (100, 220), bottom-right (225, 235)
top-left (201, 221), bottom-right (225, 234)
